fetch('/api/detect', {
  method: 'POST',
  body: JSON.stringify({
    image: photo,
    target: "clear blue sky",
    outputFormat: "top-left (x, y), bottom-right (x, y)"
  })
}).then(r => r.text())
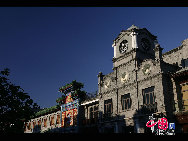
top-left (0, 7), bottom-right (188, 108)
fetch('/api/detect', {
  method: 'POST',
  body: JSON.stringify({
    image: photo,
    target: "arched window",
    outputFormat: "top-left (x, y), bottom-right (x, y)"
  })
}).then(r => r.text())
top-left (56, 114), bottom-right (60, 124)
top-left (43, 118), bottom-right (47, 127)
top-left (50, 115), bottom-right (54, 126)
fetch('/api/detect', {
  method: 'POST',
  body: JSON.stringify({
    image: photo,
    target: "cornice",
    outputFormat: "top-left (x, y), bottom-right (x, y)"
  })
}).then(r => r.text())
top-left (100, 81), bottom-right (137, 96)
top-left (100, 88), bottom-right (117, 97)
top-left (113, 50), bottom-right (136, 67)
top-left (137, 72), bottom-right (162, 84)
top-left (113, 48), bottom-right (136, 63)
top-left (118, 81), bottom-right (137, 90)
top-left (117, 58), bottom-right (136, 68)
top-left (162, 45), bottom-right (183, 57)
top-left (103, 71), bottom-right (115, 80)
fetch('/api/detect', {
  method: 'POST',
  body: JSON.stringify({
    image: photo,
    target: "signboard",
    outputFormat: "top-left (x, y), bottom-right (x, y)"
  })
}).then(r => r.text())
top-left (61, 92), bottom-right (79, 127)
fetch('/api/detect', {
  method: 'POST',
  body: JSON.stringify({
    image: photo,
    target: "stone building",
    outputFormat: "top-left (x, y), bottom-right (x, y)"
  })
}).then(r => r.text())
top-left (24, 107), bottom-right (61, 133)
top-left (81, 25), bottom-right (188, 133)
top-left (24, 81), bottom-right (82, 133)
top-left (24, 25), bottom-right (188, 133)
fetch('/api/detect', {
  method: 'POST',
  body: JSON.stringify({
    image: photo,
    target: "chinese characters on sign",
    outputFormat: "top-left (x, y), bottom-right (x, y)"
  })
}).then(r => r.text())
top-left (61, 92), bottom-right (79, 128)
top-left (146, 114), bottom-right (175, 135)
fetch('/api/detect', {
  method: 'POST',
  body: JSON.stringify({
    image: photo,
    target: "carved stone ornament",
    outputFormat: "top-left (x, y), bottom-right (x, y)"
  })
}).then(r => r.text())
top-left (104, 79), bottom-right (111, 89)
top-left (142, 64), bottom-right (151, 75)
top-left (121, 72), bottom-right (129, 83)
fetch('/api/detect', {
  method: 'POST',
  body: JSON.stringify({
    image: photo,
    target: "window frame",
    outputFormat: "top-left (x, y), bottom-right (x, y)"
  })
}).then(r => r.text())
top-left (181, 58), bottom-right (188, 68)
top-left (143, 86), bottom-right (155, 105)
top-left (89, 104), bottom-right (99, 119)
top-left (104, 99), bottom-right (113, 114)
top-left (121, 93), bottom-right (132, 111)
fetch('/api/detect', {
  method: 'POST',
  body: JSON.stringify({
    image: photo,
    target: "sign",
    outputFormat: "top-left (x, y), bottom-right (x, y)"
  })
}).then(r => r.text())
top-left (61, 92), bottom-right (79, 127)
top-left (146, 114), bottom-right (175, 135)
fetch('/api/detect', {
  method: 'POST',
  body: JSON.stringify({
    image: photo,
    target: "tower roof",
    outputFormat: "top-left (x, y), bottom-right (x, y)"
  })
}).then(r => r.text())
top-left (113, 25), bottom-right (157, 45)
top-left (127, 24), bottom-right (140, 30)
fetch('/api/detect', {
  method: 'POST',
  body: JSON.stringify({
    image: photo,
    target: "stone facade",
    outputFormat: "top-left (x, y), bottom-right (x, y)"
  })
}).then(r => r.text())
top-left (163, 39), bottom-right (188, 66)
top-left (25, 25), bottom-right (188, 133)
top-left (93, 25), bottom-right (188, 133)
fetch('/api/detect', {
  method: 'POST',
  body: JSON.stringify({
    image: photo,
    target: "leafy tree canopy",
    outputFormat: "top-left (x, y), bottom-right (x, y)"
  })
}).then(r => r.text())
top-left (0, 68), bottom-right (40, 133)
top-left (56, 80), bottom-right (87, 105)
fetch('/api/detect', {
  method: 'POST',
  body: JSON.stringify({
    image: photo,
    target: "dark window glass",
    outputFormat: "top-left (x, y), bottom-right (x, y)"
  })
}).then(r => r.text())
top-left (150, 93), bottom-right (154, 104)
top-left (143, 87), bottom-right (155, 105)
top-left (90, 107), bottom-right (93, 119)
top-left (184, 59), bottom-right (188, 67)
top-left (94, 105), bottom-right (98, 118)
top-left (104, 99), bottom-right (113, 114)
top-left (143, 94), bottom-right (145, 104)
top-left (121, 93), bottom-right (131, 111)
top-left (181, 58), bottom-right (188, 68)
top-left (146, 94), bottom-right (149, 104)
top-left (181, 59), bottom-right (185, 67)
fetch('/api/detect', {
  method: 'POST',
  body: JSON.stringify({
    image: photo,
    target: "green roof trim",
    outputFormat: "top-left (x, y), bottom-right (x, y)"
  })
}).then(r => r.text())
top-left (33, 105), bottom-right (60, 118)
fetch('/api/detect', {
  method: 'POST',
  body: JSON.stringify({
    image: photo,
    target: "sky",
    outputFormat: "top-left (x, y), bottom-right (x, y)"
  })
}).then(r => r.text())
top-left (0, 7), bottom-right (188, 108)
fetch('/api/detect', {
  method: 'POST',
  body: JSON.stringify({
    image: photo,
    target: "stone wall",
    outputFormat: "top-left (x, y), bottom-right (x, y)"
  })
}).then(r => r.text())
top-left (24, 111), bottom-right (61, 133)
top-left (163, 39), bottom-right (188, 66)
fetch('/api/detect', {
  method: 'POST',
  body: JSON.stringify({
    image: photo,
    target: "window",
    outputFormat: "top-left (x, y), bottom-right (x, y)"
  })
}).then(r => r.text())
top-left (89, 107), bottom-right (93, 119)
top-left (121, 93), bottom-right (132, 111)
top-left (143, 86), bottom-right (155, 105)
top-left (27, 122), bottom-right (31, 130)
top-left (38, 120), bottom-right (41, 126)
top-left (43, 118), bottom-right (47, 127)
top-left (94, 105), bottom-right (99, 118)
top-left (185, 59), bottom-right (188, 67)
top-left (50, 116), bottom-right (54, 126)
top-left (33, 121), bottom-right (36, 128)
top-left (104, 99), bottom-right (113, 114)
top-left (89, 105), bottom-right (99, 119)
top-left (181, 58), bottom-right (188, 68)
top-left (56, 114), bottom-right (60, 124)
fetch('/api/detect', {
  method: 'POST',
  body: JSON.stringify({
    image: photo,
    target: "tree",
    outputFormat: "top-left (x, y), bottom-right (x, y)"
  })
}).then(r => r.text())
top-left (56, 80), bottom-right (87, 105)
top-left (0, 68), bottom-right (40, 133)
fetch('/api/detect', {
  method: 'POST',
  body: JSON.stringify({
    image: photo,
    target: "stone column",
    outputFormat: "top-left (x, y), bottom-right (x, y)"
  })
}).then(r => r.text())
top-left (97, 72), bottom-right (103, 94)
top-left (112, 41), bottom-right (117, 58)
top-left (171, 77), bottom-right (179, 112)
top-left (130, 31), bottom-right (138, 49)
top-left (154, 43), bottom-right (163, 62)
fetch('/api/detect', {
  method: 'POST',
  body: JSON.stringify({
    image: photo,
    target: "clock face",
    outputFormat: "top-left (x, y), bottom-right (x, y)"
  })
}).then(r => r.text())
top-left (119, 40), bottom-right (128, 54)
top-left (141, 38), bottom-right (151, 51)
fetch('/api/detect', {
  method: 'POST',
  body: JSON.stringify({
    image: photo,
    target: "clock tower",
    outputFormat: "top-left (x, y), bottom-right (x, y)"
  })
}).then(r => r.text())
top-left (98, 25), bottom-right (162, 119)
top-left (97, 25), bottom-right (183, 133)
top-left (112, 25), bottom-right (157, 68)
